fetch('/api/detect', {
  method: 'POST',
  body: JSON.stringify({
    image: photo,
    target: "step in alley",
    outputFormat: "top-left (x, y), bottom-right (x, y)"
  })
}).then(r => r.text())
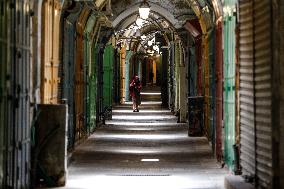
top-left (61, 89), bottom-right (227, 189)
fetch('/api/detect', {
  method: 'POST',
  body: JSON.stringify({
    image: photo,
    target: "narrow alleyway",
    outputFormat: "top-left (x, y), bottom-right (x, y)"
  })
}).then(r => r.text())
top-left (62, 88), bottom-right (227, 189)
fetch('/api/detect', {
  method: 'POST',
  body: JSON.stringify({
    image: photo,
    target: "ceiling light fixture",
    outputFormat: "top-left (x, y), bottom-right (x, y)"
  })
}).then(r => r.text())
top-left (139, 0), bottom-right (150, 20)
top-left (136, 16), bottom-right (144, 27)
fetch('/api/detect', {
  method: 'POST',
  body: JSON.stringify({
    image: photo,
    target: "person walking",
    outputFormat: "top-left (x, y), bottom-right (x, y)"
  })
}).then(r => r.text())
top-left (129, 75), bottom-right (142, 112)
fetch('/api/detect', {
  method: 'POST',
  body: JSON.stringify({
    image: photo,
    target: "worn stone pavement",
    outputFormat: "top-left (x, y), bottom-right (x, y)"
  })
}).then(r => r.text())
top-left (58, 87), bottom-right (228, 189)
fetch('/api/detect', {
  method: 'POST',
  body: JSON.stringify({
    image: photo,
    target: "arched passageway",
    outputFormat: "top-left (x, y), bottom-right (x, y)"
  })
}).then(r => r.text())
top-left (0, 0), bottom-right (284, 189)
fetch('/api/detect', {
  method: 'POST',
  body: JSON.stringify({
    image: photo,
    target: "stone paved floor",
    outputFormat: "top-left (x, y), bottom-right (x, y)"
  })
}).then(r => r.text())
top-left (59, 88), bottom-right (228, 189)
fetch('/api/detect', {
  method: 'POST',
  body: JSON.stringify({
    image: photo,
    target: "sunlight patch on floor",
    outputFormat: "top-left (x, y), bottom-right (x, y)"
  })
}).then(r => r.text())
top-left (112, 109), bottom-right (170, 113)
top-left (105, 121), bottom-right (185, 126)
top-left (94, 133), bottom-right (186, 140)
top-left (112, 115), bottom-right (176, 120)
top-left (65, 175), bottom-right (223, 189)
top-left (140, 92), bottom-right (161, 95)
top-left (124, 101), bottom-right (162, 105)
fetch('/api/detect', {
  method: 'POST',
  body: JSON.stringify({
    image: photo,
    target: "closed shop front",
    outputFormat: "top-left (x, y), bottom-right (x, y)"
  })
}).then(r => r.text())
top-left (62, 9), bottom-right (80, 150)
top-left (239, 0), bottom-right (274, 188)
top-left (75, 7), bottom-right (90, 141)
top-left (223, 0), bottom-right (237, 170)
top-left (103, 44), bottom-right (114, 110)
top-left (41, 0), bottom-right (61, 104)
top-left (1, 0), bottom-right (32, 188)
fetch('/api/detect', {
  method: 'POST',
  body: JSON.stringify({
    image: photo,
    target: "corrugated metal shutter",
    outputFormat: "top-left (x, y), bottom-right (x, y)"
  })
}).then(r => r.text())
top-left (239, 0), bottom-right (273, 187)
top-left (239, 0), bottom-right (255, 178)
top-left (253, 0), bottom-right (272, 188)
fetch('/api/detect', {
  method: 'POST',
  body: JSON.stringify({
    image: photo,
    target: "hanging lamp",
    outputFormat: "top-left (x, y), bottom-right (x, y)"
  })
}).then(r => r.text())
top-left (139, 0), bottom-right (150, 20)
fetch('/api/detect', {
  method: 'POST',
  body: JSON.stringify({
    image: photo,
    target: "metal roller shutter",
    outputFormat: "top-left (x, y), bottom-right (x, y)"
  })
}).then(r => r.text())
top-left (253, 0), bottom-right (272, 188)
top-left (239, 0), bottom-right (255, 178)
top-left (239, 0), bottom-right (273, 187)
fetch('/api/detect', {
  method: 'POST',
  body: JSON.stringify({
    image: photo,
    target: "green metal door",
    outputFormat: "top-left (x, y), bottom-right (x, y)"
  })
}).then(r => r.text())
top-left (84, 14), bottom-right (96, 133)
top-left (103, 44), bottom-right (114, 109)
top-left (89, 46), bottom-right (97, 131)
top-left (223, 2), bottom-right (236, 170)
top-left (83, 35), bottom-right (90, 134)
top-left (125, 51), bottom-right (132, 101)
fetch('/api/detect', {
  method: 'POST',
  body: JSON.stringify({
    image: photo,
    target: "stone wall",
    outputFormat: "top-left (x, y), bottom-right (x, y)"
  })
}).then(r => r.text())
top-left (33, 104), bottom-right (68, 187)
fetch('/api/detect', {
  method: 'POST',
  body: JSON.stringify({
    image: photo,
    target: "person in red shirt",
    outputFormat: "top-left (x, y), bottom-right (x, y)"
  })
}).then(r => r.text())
top-left (129, 76), bottom-right (142, 112)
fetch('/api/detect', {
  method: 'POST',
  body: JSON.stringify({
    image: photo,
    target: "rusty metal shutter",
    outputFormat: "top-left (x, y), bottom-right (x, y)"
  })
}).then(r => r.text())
top-left (253, 0), bottom-right (273, 188)
top-left (239, 0), bottom-right (255, 178)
